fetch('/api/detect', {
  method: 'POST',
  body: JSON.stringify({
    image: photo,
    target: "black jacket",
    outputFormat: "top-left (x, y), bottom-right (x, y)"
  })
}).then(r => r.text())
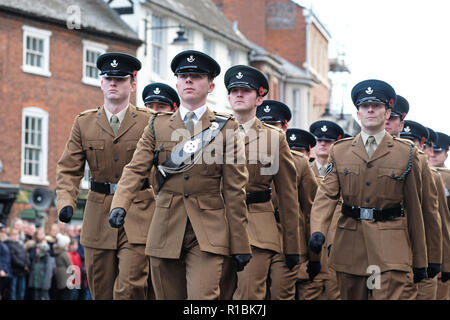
top-left (5, 240), bottom-right (30, 277)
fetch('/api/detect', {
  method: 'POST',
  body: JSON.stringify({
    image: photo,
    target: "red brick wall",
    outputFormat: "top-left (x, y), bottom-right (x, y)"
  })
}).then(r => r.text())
top-left (0, 11), bottom-right (138, 221)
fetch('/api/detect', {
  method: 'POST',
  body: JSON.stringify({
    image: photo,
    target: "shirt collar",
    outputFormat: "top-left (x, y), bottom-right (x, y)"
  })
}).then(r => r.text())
top-left (361, 129), bottom-right (386, 146)
top-left (239, 117), bottom-right (256, 135)
top-left (104, 105), bottom-right (129, 124)
top-left (179, 104), bottom-right (207, 122)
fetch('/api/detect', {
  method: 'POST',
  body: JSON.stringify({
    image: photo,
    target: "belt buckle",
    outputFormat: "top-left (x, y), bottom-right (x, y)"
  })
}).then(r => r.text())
top-left (109, 183), bottom-right (117, 195)
top-left (360, 208), bottom-right (374, 221)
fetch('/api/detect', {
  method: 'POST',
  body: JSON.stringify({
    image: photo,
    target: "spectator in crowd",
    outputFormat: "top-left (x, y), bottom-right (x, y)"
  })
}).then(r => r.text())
top-left (53, 234), bottom-right (72, 300)
top-left (10, 219), bottom-right (26, 244)
top-left (74, 225), bottom-right (91, 300)
top-left (0, 224), bottom-right (11, 300)
top-left (24, 223), bottom-right (36, 242)
top-left (24, 228), bottom-right (48, 299)
top-left (46, 223), bottom-right (60, 257)
top-left (68, 238), bottom-right (82, 300)
top-left (28, 242), bottom-right (53, 300)
top-left (5, 229), bottom-right (30, 300)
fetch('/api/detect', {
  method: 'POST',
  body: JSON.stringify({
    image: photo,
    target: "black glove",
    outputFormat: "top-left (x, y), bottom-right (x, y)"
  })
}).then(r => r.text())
top-left (285, 254), bottom-right (300, 270)
top-left (427, 263), bottom-right (441, 279)
top-left (413, 268), bottom-right (428, 283)
top-left (308, 232), bottom-right (325, 254)
top-left (232, 254), bottom-right (252, 272)
top-left (441, 272), bottom-right (450, 283)
top-left (307, 261), bottom-right (321, 280)
top-left (59, 206), bottom-right (73, 223)
top-left (109, 208), bottom-right (127, 228)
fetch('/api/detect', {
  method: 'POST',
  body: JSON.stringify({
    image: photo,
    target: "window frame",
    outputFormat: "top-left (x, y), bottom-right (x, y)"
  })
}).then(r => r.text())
top-left (82, 40), bottom-right (108, 87)
top-left (21, 107), bottom-right (49, 186)
top-left (22, 25), bottom-right (52, 77)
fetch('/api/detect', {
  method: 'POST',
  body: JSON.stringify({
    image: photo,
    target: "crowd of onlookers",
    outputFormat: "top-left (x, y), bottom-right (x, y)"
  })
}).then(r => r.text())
top-left (0, 218), bottom-right (91, 300)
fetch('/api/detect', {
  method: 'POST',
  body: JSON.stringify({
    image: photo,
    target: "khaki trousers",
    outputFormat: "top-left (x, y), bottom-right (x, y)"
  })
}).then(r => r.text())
top-left (323, 267), bottom-right (341, 300)
top-left (336, 270), bottom-right (416, 300)
top-left (436, 274), bottom-right (450, 300)
top-left (85, 228), bottom-right (149, 300)
top-left (150, 221), bottom-right (224, 300)
top-left (416, 277), bottom-right (437, 300)
top-left (267, 252), bottom-right (298, 300)
top-left (295, 279), bottom-right (325, 300)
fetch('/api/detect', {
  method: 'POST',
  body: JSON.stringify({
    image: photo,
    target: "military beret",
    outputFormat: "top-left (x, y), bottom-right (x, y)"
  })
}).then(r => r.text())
top-left (390, 95), bottom-right (409, 120)
top-left (224, 65), bottom-right (269, 97)
top-left (142, 82), bottom-right (180, 110)
top-left (351, 79), bottom-right (396, 108)
top-left (256, 100), bottom-right (291, 124)
top-left (170, 50), bottom-right (220, 78)
top-left (97, 52), bottom-right (141, 78)
top-left (309, 120), bottom-right (344, 141)
top-left (434, 132), bottom-right (450, 152)
top-left (286, 128), bottom-right (316, 151)
top-left (400, 120), bottom-right (429, 145)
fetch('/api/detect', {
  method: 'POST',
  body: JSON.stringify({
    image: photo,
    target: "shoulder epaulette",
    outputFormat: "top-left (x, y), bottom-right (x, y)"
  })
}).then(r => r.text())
top-left (430, 167), bottom-right (438, 173)
top-left (393, 136), bottom-right (415, 146)
top-left (213, 111), bottom-right (233, 119)
top-left (261, 122), bottom-right (283, 133)
top-left (333, 137), bottom-right (354, 145)
top-left (78, 107), bottom-right (98, 116)
top-left (435, 167), bottom-right (450, 173)
top-left (290, 149), bottom-right (305, 158)
top-left (136, 106), bottom-right (154, 113)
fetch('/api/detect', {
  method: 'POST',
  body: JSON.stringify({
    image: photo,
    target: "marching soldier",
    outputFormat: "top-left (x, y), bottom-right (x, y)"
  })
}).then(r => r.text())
top-left (285, 128), bottom-right (316, 157)
top-left (223, 65), bottom-right (301, 300)
top-left (56, 52), bottom-right (155, 299)
top-left (385, 96), bottom-right (442, 299)
top-left (255, 101), bottom-right (312, 300)
top-left (108, 50), bottom-right (252, 299)
top-left (400, 121), bottom-right (449, 299)
top-left (307, 120), bottom-right (344, 300)
top-left (142, 82), bottom-right (180, 112)
top-left (308, 79), bottom-right (428, 299)
top-left (427, 130), bottom-right (450, 299)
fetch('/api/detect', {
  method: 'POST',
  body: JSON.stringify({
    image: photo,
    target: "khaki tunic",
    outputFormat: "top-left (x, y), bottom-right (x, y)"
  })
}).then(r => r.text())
top-left (111, 108), bottom-right (251, 258)
top-left (56, 105), bottom-right (155, 249)
top-left (310, 133), bottom-right (428, 276)
top-left (245, 120), bottom-right (300, 255)
top-left (433, 168), bottom-right (450, 272)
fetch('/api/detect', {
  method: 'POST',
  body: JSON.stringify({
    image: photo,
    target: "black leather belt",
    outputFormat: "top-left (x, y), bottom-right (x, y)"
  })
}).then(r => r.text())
top-left (246, 188), bottom-right (272, 205)
top-left (342, 203), bottom-right (404, 221)
top-left (90, 179), bottom-right (149, 195)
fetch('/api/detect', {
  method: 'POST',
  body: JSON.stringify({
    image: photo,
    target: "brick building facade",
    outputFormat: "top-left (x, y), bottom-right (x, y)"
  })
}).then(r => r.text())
top-left (0, 0), bottom-right (141, 226)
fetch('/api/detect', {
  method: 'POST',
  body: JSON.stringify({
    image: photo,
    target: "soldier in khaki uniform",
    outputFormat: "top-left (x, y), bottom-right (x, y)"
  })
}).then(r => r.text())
top-left (386, 97), bottom-right (442, 299)
top-left (399, 120), bottom-right (443, 299)
top-left (307, 121), bottom-right (344, 300)
top-left (109, 50), bottom-right (252, 300)
top-left (308, 79), bottom-right (428, 300)
top-left (427, 130), bottom-right (450, 299)
top-left (56, 53), bottom-right (155, 300)
top-left (222, 66), bottom-right (300, 300)
top-left (255, 102), bottom-right (312, 300)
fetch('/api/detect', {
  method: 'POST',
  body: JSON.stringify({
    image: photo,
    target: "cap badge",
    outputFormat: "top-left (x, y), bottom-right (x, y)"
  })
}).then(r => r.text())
top-left (365, 87), bottom-right (373, 94)
top-left (153, 88), bottom-right (161, 94)
top-left (236, 72), bottom-right (243, 79)
top-left (183, 138), bottom-right (200, 154)
top-left (321, 125), bottom-right (328, 132)
top-left (187, 55), bottom-right (195, 63)
top-left (210, 121), bottom-right (219, 131)
top-left (110, 60), bottom-right (118, 68)
top-left (289, 134), bottom-right (297, 141)
top-left (264, 105), bottom-right (271, 113)
top-left (404, 126), bottom-right (411, 132)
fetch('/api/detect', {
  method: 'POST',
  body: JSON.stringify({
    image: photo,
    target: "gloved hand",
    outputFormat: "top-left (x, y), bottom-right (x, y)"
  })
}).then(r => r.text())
top-left (413, 267), bottom-right (428, 283)
top-left (109, 208), bottom-right (127, 228)
top-left (441, 272), bottom-right (450, 283)
top-left (59, 206), bottom-right (73, 223)
top-left (427, 263), bottom-right (441, 279)
top-left (232, 254), bottom-right (252, 272)
top-left (285, 254), bottom-right (300, 270)
top-left (307, 261), bottom-right (322, 280)
top-left (308, 232), bottom-right (325, 254)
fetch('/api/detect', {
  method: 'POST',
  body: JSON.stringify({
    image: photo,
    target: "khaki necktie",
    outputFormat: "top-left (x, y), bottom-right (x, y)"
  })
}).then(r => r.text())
top-left (110, 114), bottom-right (120, 136)
top-left (238, 124), bottom-right (245, 138)
top-left (185, 111), bottom-right (195, 134)
top-left (319, 165), bottom-right (327, 176)
top-left (366, 136), bottom-right (376, 158)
